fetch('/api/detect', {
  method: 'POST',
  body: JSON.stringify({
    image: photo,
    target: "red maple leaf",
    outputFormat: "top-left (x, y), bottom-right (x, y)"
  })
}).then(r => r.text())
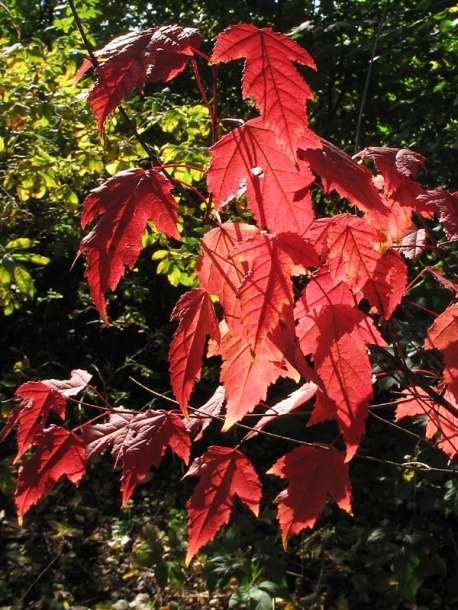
top-left (358, 146), bottom-right (429, 241)
top-left (230, 231), bottom-right (318, 351)
top-left (196, 222), bottom-right (260, 332)
top-left (42, 369), bottom-right (92, 396)
top-left (77, 168), bottom-right (180, 325)
top-left (268, 445), bottom-right (352, 546)
top-left (2, 370), bottom-right (91, 462)
top-left (425, 303), bottom-right (458, 399)
top-left (77, 26), bottom-right (202, 131)
top-left (310, 215), bottom-right (406, 318)
top-left (398, 227), bottom-right (427, 262)
top-left (231, 233), bottom-right (294, 350)
top-left (425, 303), bottom-right (458, 352)
top-left (169, 288), bottom-right (221, 416)
top-left (83, 409), bottom-right (190, 506)
top-left (82, 408), bottom-right (135, 460)
top-left (186, 386), bottom-right (226, 441)
top-left (418, 189), bottom-right (458, 241)
top-left (309, 306), bottom-right (385, 458)
top-left (185, 445), bottom-right (261, 564)
top-left (243, 382), bottom-right (318, 441)
top-left (207, 118), bottom-right (315, 236)
top-left (396, 386), bottom-right (458, 459)
top-left (359, 146), bottom-right (426, 195)
top-left (210, 24), bottom-right (316, 159)
top-left (295, 273), bottom-right (386, 457)
top-left (15, 426), bottom-right (86, 524)
top-left (2, 383), bottom-right (66, 462)
top-left (215, 323), bottom-right (290, 429)
top-left (299, 138), bottom-right (393, 235)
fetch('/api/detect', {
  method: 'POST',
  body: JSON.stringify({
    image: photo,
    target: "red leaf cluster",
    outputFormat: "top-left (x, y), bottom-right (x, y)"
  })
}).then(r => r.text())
top-left (4, 21), bottom-right (458, 564)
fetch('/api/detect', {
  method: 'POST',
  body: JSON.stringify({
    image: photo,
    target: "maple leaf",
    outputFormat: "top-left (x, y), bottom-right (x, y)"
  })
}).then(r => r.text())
top-left (230, 231), bottom-right (318, 351)
top-left (77, 26), bottom-right (202, 131)
top-left (207, 118), bottom-right (315, 236)
top-left (215, 323), bottom-right (292, 429)
top-left (77, 168), bottom-right (180, 325)
top-left (83, 409), bottom-right (190, 506)
top-left (15, 425), bottom-right (86, 524)
top-left (295, 272), bottom-right (387, 457)
top-left (268, 445), bottom-right (352, 546)
top-left (185, 445), bottom-right (261, 564)
top-left (231, 233), bottom-right (294, 350)
top-left (82, 408), bottom-right (135, 460)
top-left (275, 231), bottom-right (320, 276)
top-left (40, 369), bottom-right (92, 396)
top-left (398, 227), bottom-right (427, 262)
top-left (186, 385), bottom-right (225, 441)
top-left (424, 303), bottom-right (458, 352)
top-left (310, 308), bottom-right (384, 459)
top-left (361, 248), bottom-right (407, 320)
top-left (396, 386), bottom-right (458, 459)
top-left (196, 222), bottom-right (260, 332)
top-left (299, 138), bottom-right (392, 235)
top-left (310, 215), bottom-right (406, 318)
top-left (359, 146), bottom-right (426, 195)
top-left (357, 146), bottom-right (431, 242)
top-left (425, 303), bottom-right (458, 399)
top-left (2, 382), bottom-right (66, 462)
top-left (243, 382), bottom-right (318, 441)
top-left (210, 24), bottom-right (316, 159)
top-left (169, 288), bottom-right (221, 416)
top-left (2, 370), bottom-right (91, 462)
top-left (418, 189), bottom-right (458, 241)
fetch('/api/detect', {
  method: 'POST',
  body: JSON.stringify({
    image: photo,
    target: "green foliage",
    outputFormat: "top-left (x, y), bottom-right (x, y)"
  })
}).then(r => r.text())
top-left (0, 238), bottom-right (50, 314)
top-left (203, 524), bottom-right (291, 609)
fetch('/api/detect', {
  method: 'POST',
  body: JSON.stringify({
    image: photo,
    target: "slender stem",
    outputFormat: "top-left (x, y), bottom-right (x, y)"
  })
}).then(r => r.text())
top-left (191, 57), bottom-right (215, 124)
top-left (13, 551), bottom-right (62, 610)
top-left (354, 0), bottom-right (391, 153)
top-left (128, 377), bottom-right (458, 477)
top-left (369, 410), bottom-right (435, 447)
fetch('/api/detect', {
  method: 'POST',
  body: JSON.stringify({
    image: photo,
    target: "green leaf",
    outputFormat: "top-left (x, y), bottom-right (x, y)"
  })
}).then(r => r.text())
top-left (13, 263), bottom-right (35, 298)
top-left (11, 253), bottom-right (50, 265)
top-left (6, 238), bottom-right (39, 251)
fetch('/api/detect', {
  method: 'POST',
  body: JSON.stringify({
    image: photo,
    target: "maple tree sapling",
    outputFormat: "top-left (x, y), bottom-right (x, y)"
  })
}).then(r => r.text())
top-left (2, 16), bottom-right (458, 565)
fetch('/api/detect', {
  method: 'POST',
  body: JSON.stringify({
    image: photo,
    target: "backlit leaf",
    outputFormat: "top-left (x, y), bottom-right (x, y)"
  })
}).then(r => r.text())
top-left (208, 118), bottom-right (315, 236)
top-left (15, 426), bottom-right (86, 524)
top-left (169, 288), bottom-right (221, 416)
top-left (84, 409), bottom-right (190, 506)
top-left (77, 25), bottom-right (202, 131)
top-left (211, 24), bottom-right (316, 158)
top-left (77, 168), bottom-right (179, 325)
top-left (268, 445), bottom-right (352, 546)
top-left (185, 446), bottom-right (261, 563)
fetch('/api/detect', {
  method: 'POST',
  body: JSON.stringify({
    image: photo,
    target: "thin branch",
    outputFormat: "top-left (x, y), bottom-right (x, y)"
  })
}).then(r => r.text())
top-left (13, 551), bottom-right (62, 610)
top-left (128, 377), bottom-right (458, 477)
top-left (369, 410), bottom-right (435, 448)
top-left (354, 0), bottom-right (391, 153)
top-left (67, 0), bottom-right (159, 164)
top-left (372, 345), bottom-right (458, 420)
top-left (68, 0), bottom-right (204, 214)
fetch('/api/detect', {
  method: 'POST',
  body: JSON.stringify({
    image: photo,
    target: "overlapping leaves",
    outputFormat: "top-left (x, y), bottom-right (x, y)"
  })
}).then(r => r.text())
top-left (4, 20), bottom-right (458, 566)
